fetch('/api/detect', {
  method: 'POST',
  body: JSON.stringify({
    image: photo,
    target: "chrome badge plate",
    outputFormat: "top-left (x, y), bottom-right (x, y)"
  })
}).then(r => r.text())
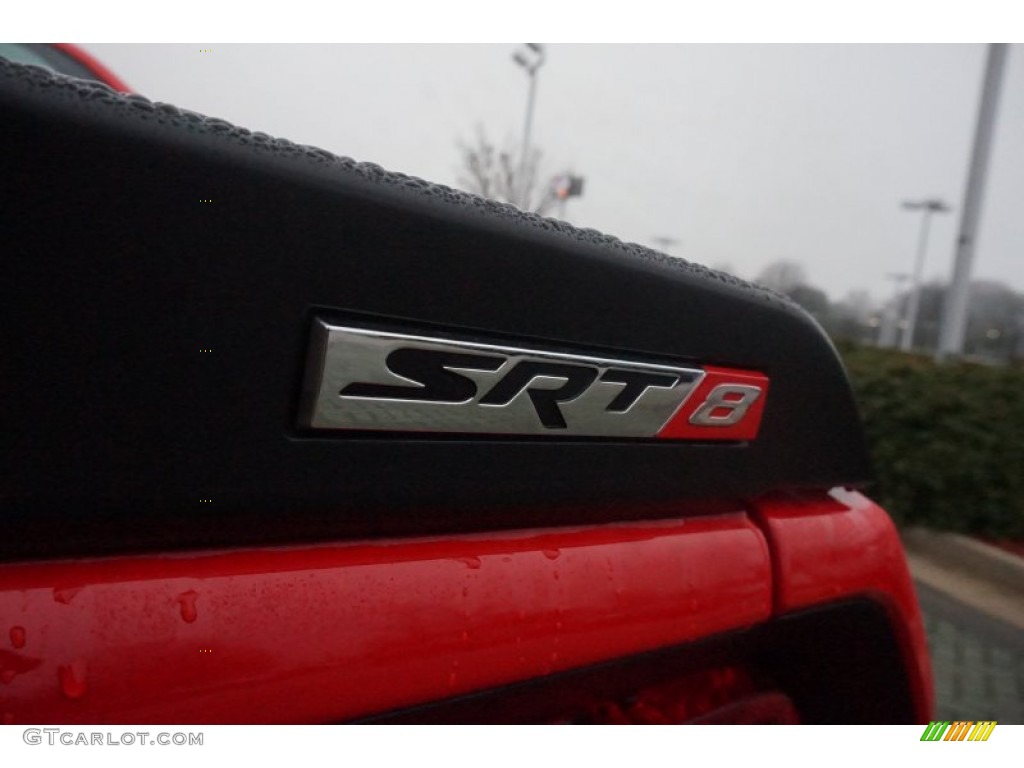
top-left (299, 321), bottom-right (713, 437)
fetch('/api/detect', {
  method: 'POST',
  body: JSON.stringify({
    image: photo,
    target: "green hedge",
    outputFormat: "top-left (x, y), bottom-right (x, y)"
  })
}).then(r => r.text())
top-left (836, 341), bottom-right (1024, 537)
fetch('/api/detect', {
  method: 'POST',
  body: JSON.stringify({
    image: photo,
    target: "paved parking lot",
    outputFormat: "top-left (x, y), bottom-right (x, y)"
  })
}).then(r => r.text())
top-left (916, 581), bottom-right (1024, 723)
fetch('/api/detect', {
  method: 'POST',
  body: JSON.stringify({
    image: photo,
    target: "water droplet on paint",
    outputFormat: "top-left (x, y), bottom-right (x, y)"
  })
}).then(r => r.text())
top-left (176, 590), bottom-right (199, 623)
top-left (9, 627), bottom-right (25, 649)
top-left (0, 648), bottom-right (42, 681)
top-left (58, 659), bottom-right (88, 699)
top-left (53, 587), bottom-right (81, 604)
top-left (542, 549), bottom-right (560, 560)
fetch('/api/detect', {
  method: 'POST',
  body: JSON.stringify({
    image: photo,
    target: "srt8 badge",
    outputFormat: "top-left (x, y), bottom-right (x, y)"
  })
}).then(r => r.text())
top-left (299, 321), bottom-right (768, 440)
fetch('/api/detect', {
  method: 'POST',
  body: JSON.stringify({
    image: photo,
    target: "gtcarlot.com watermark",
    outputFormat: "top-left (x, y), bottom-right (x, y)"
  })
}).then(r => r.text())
top-left (23, 729), bottom-right (203, 747)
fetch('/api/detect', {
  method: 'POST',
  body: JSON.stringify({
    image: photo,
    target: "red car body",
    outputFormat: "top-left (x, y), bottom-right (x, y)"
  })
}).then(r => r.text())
top-left (0, 45), bottom-right (932, 725)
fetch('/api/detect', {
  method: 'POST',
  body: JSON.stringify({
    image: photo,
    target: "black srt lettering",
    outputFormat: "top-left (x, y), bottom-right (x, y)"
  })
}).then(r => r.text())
top-left (341, 348), bottom-right (505, 403)
top-left (479, 361), bottom-right (598, 429)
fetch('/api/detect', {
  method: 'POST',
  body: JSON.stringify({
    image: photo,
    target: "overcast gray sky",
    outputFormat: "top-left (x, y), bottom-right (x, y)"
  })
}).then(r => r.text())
top-left (86, 44), bottom-right (1022, 302)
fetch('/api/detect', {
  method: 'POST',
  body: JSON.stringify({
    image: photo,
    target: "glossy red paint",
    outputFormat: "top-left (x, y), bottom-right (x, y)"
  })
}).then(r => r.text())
top-left (50, 43), bottom-right (130, 93)
top-left (0, 512), bottom-right (771, 724)
top-left (657, 365), bottom-right (769, 441)
top-left (749, 488), bottom-right (935, 723)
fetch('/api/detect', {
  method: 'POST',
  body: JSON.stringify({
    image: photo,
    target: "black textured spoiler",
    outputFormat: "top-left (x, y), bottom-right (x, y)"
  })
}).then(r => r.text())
top-left (0, 59), bottom-right (870, 560)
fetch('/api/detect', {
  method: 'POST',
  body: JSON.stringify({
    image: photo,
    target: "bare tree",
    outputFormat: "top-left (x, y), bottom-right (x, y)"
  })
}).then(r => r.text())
top-left (456, 126), bottom-right (554, 214)
top-left (755, 260), bottom-right (809, 295)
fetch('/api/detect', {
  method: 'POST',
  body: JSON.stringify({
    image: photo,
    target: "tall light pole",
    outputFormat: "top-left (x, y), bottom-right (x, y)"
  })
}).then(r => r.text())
top-left (899, 198), bottom-right (950, 352)
top-left (512, 43), bottom-right (545, 210)
top-left (937, 43), bottom-right (1010, 361)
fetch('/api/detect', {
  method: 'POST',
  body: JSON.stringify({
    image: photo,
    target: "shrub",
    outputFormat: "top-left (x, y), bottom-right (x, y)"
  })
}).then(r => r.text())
top-left (838, 342), bottom-right (1024, 538)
